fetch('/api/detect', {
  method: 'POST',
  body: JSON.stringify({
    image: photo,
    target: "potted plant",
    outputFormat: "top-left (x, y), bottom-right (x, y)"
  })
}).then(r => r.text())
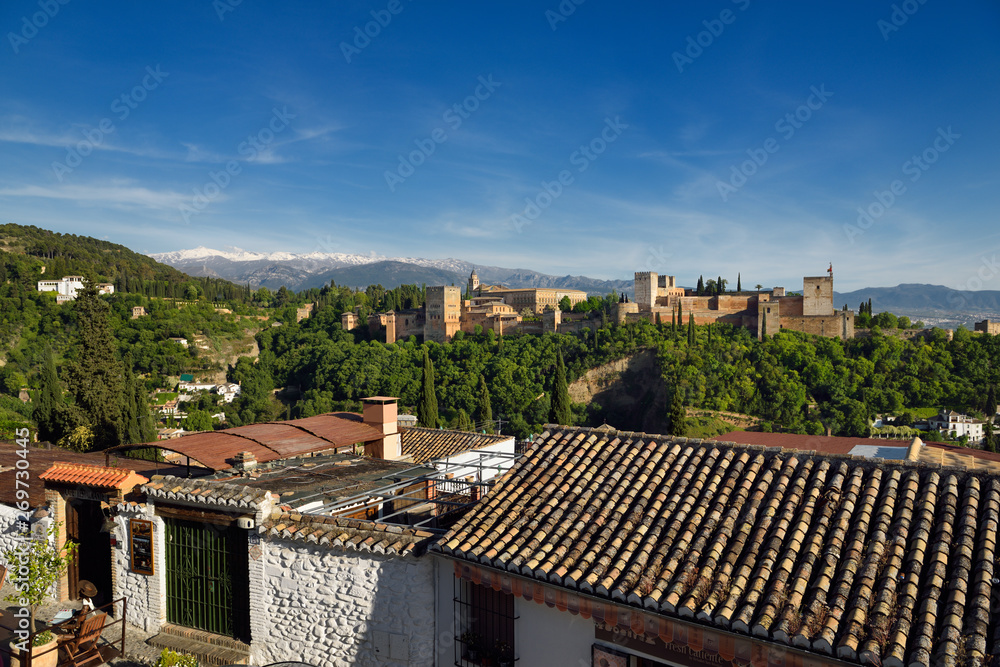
top-left (460, 630), bottom-right (483, 662)
top-left (3, 520), bottom-right (77, 667)
top-left (494, 640), bottom-right (514, 667)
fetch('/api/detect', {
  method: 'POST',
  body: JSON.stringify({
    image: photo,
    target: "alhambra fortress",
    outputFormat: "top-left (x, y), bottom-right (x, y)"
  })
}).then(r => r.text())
top-left (343, 268), bottom-right (855, 343)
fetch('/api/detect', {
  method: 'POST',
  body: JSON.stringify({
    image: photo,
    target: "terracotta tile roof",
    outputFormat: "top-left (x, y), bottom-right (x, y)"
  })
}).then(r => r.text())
top-left (264, 511), bottom-right (434, 555)
top-left (434, 425), bottom-right (1000, 667)
top-left (142, 475), bottom-right (273, 509)
top-left (39, 462), bottom-right (148, 490)
top-left (0, 443), bottom-right (188, 507)
top-left (400, 427), bottom-right (512, 464)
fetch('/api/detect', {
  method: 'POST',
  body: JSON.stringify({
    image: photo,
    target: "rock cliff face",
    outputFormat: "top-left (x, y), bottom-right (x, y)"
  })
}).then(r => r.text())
top-left (569, 349), bottom-right (668, 434)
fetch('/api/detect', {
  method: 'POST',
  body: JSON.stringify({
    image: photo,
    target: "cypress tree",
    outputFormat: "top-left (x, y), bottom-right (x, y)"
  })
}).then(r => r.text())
top-left (717, 276), bottom-right (723, 295)
top-left (474, 376), bottom-right (494, 433)
top-left (655, 312), bottom-right (662, 329)
top-left (986, 421), bottom-right (996, 453)
top-left (667, 387), bottom-right (686, 436)
top-left (678, 300), bottom-right (683, 327)
top-left (737, 273), bottom-right (741, 292)
top-left (64, 280), bottom-right (126, 450)
top-left (120, 354), bottom-right (141, 445)
top-left (34, 346), bottom-right (67, 444)
top-left (456, 409), bottom-right (472, 431)
top-left (761, 308), bottom-right (768, 339)
top-left (986, 385), bottom-right (997, 420)
top-left (417, 348), bottom-right (439, 428)
top-left (688, 314), bottom-right (695, 346)
top-left (697, 276), bottom-right (704, 296)
top-left (671, 307), bottom-right (677, 332)
top-left (550, 351), bottom-right (573, 425)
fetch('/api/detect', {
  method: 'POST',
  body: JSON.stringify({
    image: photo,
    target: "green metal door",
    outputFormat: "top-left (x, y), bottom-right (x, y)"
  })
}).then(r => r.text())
top-left (164, 517), bottom-right (249, 639)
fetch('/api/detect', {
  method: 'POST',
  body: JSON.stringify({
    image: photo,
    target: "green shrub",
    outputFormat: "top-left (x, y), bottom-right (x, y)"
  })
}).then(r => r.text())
top-left (153, 648), bottom-right (199, 667)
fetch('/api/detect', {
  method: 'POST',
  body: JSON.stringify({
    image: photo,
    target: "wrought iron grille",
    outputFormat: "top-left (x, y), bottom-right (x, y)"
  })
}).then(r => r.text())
top-left (454, 576), bottom-right (517, 665)
top-left (164, 517), bottom-right (244, 638)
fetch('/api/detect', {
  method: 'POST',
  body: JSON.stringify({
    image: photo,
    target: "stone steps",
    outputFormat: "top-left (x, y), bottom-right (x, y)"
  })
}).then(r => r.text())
top-left (147, 624), bottom-right (250, 666)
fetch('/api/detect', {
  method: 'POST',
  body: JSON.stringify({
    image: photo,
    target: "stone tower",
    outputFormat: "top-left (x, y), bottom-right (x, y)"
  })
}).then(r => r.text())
top-left (468, 269), bottom-right (480, 296)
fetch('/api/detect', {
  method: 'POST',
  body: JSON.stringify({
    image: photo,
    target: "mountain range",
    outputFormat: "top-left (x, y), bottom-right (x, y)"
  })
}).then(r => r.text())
top-left (149, 246), bottom-right (634, 295)
top-left (150, 247), bottom-right (1000, 326)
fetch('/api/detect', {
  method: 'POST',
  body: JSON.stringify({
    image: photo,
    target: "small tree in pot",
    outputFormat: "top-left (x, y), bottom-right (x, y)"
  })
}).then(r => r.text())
top-left (3, 520), bottom-right (77, 661)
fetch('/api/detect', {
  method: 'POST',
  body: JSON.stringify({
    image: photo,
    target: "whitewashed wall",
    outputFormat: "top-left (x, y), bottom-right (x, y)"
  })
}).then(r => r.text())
top-left (256, 539), bottom-right (436, 667)
top-left (111, 504), bottom-right (163, 631)
top-left (0, 503), bottom-right (26, 563)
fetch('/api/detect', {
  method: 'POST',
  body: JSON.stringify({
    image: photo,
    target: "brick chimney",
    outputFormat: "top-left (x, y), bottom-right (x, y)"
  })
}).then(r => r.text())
top-left (233, 451), bottom-right (258, 472)
top-left (362, 396), bottom-right (401, 460)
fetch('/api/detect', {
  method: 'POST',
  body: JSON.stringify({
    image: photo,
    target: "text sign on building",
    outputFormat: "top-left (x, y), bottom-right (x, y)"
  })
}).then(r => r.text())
top-left (129, 519), bottom-right (154, 576)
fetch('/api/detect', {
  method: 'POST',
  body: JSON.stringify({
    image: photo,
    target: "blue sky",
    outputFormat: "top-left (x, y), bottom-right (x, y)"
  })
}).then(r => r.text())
top-left (1, 1), bottom-right (998, 291)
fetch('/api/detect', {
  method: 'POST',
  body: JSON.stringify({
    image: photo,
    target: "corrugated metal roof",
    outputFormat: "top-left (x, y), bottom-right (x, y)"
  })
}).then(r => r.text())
top-left (145, 414), bottom-right (386, 472)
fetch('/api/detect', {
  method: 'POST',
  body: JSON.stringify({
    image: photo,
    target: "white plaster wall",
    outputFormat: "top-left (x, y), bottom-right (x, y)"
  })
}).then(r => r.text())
top-left (0, 503), bottom-right (27, 563)
top-left (256, 539), bottom-right (435, 667)
top-left (111, 504), bottom-right (164, 631)
top-left (516, 600), bottom-right (596, 667)
top-left (434, 439), bottom-right (516, 482)
top-left (432, 557), bottom-right (598, 667)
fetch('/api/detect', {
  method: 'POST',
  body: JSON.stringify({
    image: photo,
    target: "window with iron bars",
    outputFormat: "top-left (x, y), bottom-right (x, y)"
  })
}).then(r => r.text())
top-left (454, 576), bottom-right (517, 665)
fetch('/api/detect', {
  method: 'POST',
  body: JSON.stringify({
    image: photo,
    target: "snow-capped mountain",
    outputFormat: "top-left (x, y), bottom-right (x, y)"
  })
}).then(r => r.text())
top-left (149, 247), bottom-right (633, 295)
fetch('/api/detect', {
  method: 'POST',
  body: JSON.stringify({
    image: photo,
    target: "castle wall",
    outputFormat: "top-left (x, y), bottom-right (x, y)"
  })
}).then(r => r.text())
top-left (975, 320), bottom-right (1000, 335)
top-left (780, 312), bottom-right (854, 339)
top-left (777, 295), bottom-right (804, 317)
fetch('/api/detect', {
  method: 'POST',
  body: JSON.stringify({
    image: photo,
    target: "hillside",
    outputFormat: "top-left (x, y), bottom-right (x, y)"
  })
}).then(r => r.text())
top-left (835, 283), bottom-right (1000, 328)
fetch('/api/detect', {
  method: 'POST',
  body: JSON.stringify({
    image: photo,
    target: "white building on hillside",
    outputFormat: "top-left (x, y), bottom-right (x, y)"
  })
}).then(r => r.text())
top-left (37, 275), bottom-right (114, 302)
top-left (929, 410), bottom-right (985, 443)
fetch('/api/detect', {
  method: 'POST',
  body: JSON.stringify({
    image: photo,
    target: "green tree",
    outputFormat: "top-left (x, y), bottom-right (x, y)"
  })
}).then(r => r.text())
top-left (474, 376), bottom-right (493, 431)
top-left (550, 351), bottom-right (572, 425)
top-left (984, 421), bottom-right (996, 453)
top-left (34, 346), bottom-right (68, 444)
top-left (2, 521), bottom-right (77, 642)
top-left (64, 280), bottom-right (125, 450)
top-left (417, 349), bottom-right (439, 427)
top-left (456, 408), bottom-right (472, 431)
top-left (667, 386), bottom-right (686, 436)
top-left (559, 295), bottom-right (572, 311)
top-left (760, 308), bottom-right (768, 339)
top-left (184, 409), bottom-right (213, 432)
top-left (696, 276), bottom-right (704, 296)
top-left (985, 385), bottom-right (997, 420)
top-left (687, 314), bottom-right (695, 346)
top-left (737, 273), bottom-right (741, 292)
